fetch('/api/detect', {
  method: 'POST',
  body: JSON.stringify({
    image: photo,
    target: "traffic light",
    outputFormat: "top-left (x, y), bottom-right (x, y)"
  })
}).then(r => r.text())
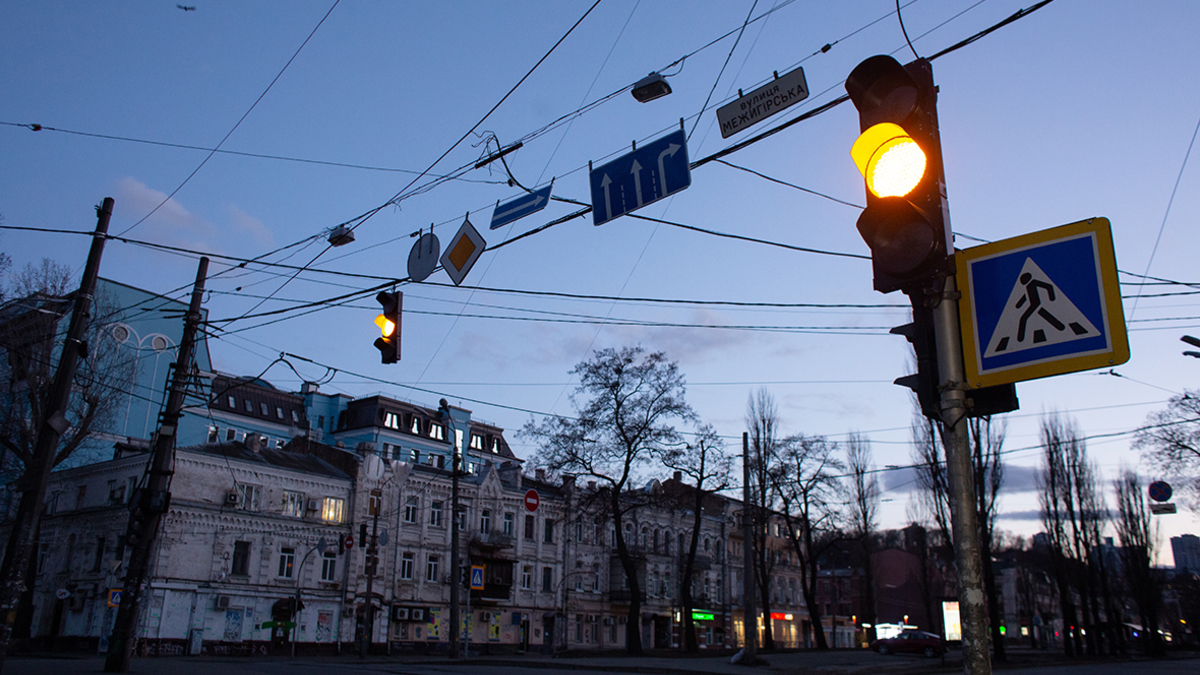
top-left (846, 56), bottom-right (952, 294)
top-left (892, 293), bottom-right (1019, 419)
top-left (373, 291), bottom-right (402, 364)
top-left (125, 488), bottom-right (151, 547)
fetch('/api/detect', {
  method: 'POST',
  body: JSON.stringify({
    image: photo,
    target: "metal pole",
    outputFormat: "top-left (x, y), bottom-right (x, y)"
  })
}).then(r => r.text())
top-left (741, 432), bottom-right (756, 665)
top-left (442, 400), bottom-right (461, 659)
top-left (105, 255), bottom-right (208, 672)
top-left (932, 274), bottom-right (992, 675)
top-left (359, 507), bottom-right (380, 657)
top-left (0, 199), bottom-right (113, 671)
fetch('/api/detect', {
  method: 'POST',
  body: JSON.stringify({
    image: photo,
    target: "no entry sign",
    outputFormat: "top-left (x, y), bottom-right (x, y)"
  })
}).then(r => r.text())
top-left (524, 489), bottom-right (539, 512)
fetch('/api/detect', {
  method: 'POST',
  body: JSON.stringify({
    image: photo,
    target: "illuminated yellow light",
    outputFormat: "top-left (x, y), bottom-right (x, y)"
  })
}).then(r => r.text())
top-left (851, 122), bottom-right (927, 198)
top-left (375, 314), bottom-right (396, 337)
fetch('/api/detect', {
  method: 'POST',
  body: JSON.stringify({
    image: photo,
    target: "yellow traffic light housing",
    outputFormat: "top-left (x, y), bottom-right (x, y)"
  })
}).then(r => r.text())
top-left (375, 313), bottom-right (396, 338)
top-left (851, 122), bottom-right (926, 198)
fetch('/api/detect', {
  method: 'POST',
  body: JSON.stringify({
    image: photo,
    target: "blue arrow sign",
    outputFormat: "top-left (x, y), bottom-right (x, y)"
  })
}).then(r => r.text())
top-left (490, 185), bottom-right (552, 230)
top-left (590, 129), bottom-right (690, 226)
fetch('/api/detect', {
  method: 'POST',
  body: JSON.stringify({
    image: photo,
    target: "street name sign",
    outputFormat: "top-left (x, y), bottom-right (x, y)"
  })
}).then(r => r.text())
top-left (590, 129), bottom-right (690, 226)
top-left (716, 67), bottom-right (809, 138)
top-left (490, 185), bottom-right (552, 230)
top-left (956, 217), bottom-right (1129, 388)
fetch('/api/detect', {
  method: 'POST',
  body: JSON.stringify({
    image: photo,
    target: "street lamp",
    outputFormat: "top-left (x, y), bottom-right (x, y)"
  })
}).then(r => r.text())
top-left (292, 537), bottom-right (328, 658)
top-left (631, 72), bottom-right (672, 103)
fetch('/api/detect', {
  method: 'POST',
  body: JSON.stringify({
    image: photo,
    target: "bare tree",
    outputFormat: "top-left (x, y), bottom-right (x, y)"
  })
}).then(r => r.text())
top-left (0, 259), bottom-right (138, 642)
top-left (660, 424), bottom-right (730, 652)
top-left (1114, 469), bottom-right (1164, 656)
top-left (771, 434), bottom-right (845, 650)
top-left (845, 433), bottom-right (880, 643)
top-left (1135, 389), bottom-right (1200, 514)
top-left (969, 416), bottom-right (1007, 660)
top-left (745, 389), bottom-right (785, 648)
top-left (523, 346), bottom-right (694, 654)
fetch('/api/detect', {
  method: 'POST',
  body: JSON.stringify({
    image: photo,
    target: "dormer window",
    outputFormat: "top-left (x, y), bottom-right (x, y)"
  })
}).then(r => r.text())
top-left (469, 434), bottom-right (483, 450)
top-left (429, 424), bottom-right (444, 441)
top-left (409, 416), bottom-right (420, 434)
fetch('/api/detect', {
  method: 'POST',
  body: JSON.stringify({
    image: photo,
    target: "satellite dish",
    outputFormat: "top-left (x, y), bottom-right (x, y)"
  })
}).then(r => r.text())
top-left (364, 453), bottom-right (385, 481)
top-left (408, 233), bottom-right (440, 282)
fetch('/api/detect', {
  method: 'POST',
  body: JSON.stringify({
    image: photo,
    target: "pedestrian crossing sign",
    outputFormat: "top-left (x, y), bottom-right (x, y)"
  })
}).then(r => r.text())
top-left (956, 217), bottom-right (1129, 388)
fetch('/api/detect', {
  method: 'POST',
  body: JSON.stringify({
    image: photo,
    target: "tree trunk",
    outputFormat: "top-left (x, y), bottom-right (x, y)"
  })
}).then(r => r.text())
top-left (981, 537), bottom-right (1006, 661)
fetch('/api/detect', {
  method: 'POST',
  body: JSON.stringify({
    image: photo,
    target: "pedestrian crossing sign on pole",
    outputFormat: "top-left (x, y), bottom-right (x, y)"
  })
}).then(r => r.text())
top-left (470, 565), bottom-right (485, 591)
top-left (956, 217), bottom-right (1129, 388)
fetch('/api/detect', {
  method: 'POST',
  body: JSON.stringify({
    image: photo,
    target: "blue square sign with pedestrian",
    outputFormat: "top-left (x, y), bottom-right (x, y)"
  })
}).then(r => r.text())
top-left (956, 217), bottom-right (1129, 388)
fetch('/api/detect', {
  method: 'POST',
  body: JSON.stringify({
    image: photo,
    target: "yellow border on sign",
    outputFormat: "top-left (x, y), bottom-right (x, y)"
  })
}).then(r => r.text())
top-left (956, 217), bottom-right (1129, 388)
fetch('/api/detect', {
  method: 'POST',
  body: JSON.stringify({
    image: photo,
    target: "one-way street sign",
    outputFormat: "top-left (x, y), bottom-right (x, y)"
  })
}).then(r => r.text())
top-left (490, 185), bottom-right (552, 230)
top-left (590, 129), bottom-right (690, 226)
top-left (956, 217), bottom-right (1129, 388)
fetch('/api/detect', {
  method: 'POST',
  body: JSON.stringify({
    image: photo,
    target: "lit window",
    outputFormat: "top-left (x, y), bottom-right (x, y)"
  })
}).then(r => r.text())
top-left (278, 547), bottom-right (295, 578)
top-left (321, 497), bottom-right (345, 523)
top-left (470, 434), bottom-right (483, 450)
top-left (429, 424), bottom-right (444, 441)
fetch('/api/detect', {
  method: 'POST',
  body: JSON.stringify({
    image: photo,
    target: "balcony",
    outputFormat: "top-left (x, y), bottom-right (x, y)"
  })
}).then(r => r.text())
top-left (469, 529), bottom-right (514, 552)
top-left (608, 589), bottom-right (647, 604)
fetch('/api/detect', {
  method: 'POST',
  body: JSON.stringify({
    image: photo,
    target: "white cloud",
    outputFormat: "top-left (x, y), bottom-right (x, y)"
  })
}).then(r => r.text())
top-left (228, 205), bottom-right (273, 248)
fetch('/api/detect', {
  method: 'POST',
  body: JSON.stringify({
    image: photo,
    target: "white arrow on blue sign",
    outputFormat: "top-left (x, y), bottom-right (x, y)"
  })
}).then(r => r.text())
top-left (490, 185), bottom-right (552, 230)
top-left (590, 129), bottom-right (690, 226)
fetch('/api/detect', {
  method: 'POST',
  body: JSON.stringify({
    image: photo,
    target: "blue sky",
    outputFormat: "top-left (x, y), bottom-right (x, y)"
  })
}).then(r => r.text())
top-left (3, 1), bottom-right (1198, 561)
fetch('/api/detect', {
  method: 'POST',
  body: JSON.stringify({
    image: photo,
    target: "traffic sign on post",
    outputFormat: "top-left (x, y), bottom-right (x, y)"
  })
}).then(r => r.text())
top-left (470, 565), bottom-right (485, 590)
top-left (524, 489), bottom-right (539, 512)
top-left (440, 216), bottom-right (486, 286)
top-left (957, 217), bottom-right (1129, 388)
top-left (343, 533), bottom-right (354, 551)
top-left (589, 129), bottom-right (690, 226)
top-left (1149, 481), bottom-right (1173, 503)
top-left (716, 67), bottom-right (808, 138)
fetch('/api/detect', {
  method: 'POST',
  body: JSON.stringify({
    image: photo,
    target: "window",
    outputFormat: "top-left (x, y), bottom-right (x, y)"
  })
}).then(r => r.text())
top-left (649, 572), bottom-right (658, 597)
top-left (92, 536), bottom-right (106, 573)
top-left (524, 515), bottom-right (535, 540)
top-left (542, 566), bottom-right (553, 592)
top-left (470, 434), bottom-right (483, 450)
top-left (276, 438), bottom-right (286, 449)
top-left (640, 526), bottom-right (648, 549)
top-left (227, 395), bottom-right (236, 408)
top-left (430, 501), bottom-right (443, 527)
top-left (428, 423), bottom-right (444, 441)
top-left (278, 547), bottom-right (295, 578)
top-left (664, 572), bottom-right (672, 600)
top-left (384, 412), bottom-right (400, 430)
top-left (575, 521), bottom-right (584, 543)
top-left (503, 512), bottom-right (514, 535)
top-left (575, 614), bottom-right (583, 642)
top-left (36, 542), bottom-right (49, 574)
top-left (232, 541), bottom-right (250, 576)
top-left (368, 490), bottom-right (382, 517)
top-left (207, 426), bottom-right (219, 443)
top-left (276, 406), bottom-right (284, 419)
top-left (592, 564), bottom-right (601, 592)
top-left (282, 490), bottom-right (305, 517)
top-left (318, 415), bottom-right (325, 430)
top-left (321, 551), bottom-right (337, 582)
top-left (400, 552), bottom-right (414, 580)
top-left (226, 428), bottom-right (236, 441)
top-left (107, 480), bottom-right (125, 506)
top-left (426, 555), bottom-right (440, 582)
top-left (480, 509), bottom-right (491, 532)
top-left (404, 497), bottom-right (418, 523)
top-left (544, 519), bottom-right (555, 544)
top-left (236, 484), bottom-right (261, 511)
top-left (521, 566), bottom-right (532, 589)
top-left (491, 438), bottom-right (500, 454)
top-left (292, 410), bottom-right (300, 423)
top-left (321, 497), bottom-right (345, 523)
top-left (244, 399), bottom-right (252, 412)
top-left (410, 448), bottom-right (421, 464)
top-left (456, 508), bottom-right (466, 531)
top-left (409, 416), bottom-right (420, 434)
top-left (260, 402), bottom-right (269, 415)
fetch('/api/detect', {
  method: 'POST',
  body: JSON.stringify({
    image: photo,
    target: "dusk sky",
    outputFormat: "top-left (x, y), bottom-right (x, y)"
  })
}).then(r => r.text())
top-left (3, 1), bottom-right (1198, 563)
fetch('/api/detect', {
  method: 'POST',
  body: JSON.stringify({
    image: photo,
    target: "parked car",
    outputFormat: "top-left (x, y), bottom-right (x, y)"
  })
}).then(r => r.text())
top-left (870, 630), bottom-right (945, 657)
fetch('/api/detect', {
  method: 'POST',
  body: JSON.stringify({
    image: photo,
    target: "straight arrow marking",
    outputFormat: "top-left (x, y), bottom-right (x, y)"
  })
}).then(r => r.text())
top-left (631, 159), bottom-right (644, 207)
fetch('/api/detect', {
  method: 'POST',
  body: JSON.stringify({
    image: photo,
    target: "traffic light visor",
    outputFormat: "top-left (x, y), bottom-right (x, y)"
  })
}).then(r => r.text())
top-left (852, 122), bottom-right (926, 198)
top-left (375, 314), bottom-right (396, 337)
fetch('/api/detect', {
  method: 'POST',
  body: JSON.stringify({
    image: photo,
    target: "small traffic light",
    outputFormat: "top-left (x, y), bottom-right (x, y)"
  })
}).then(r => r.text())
top-left (373, 291), bottom-right (402, 364)
top-left (126, 488), bottom-right (150, 547)
top-left (846, 55), bottom-right (951, 294)
top-left (359, 522), bottom-right (368, 548)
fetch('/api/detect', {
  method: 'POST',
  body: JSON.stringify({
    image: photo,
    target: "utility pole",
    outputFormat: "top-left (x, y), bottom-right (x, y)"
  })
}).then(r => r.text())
top-left (105, 256), bottom-right (208, 673)
top-left (932, 275), bottom-right (992, 675)
top-left (441, 399), bottom-right (462, 659)
top-left (740, 432), bottom-right (756, 665)
top-left (0, 199), bottom-right (113, 672)
top-left (359, 507), bottom-right (380, 657)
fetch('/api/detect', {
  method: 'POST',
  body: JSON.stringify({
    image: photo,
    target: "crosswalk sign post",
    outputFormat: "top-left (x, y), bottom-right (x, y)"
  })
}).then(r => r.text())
top-left (470, 565), bottom-right (484, 591)
top-left (956, 217), bottom-right (1129, 388)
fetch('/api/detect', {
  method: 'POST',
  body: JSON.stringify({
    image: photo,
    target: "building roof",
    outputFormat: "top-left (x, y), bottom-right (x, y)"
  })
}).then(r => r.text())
top-left (184, 437), bottom-right (352, 480)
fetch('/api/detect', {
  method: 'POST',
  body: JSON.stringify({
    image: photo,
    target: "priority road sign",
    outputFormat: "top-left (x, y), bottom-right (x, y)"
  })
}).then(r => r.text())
top-left (470, 565), bottom-right (485, 590)
top-left (440, 216), bottom-right (486, 286)
top-left (590, 129), bottom-right (690, 226)
top-left (956, 217), bottom-right (1129, 388)
top-left (490, 185), bottom-right (552, 230)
